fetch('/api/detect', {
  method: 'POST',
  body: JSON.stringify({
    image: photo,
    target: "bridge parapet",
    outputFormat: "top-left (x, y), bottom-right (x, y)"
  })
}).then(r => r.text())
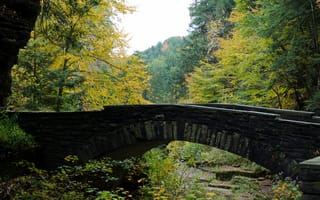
top-left (199, 103), bottom-right (319, 123)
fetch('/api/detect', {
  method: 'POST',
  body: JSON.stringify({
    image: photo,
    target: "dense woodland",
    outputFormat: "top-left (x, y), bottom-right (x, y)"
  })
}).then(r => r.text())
top-left (140, 0), bottom-right (320, 111)
top-left (5, 0), bottom-right (320, 111)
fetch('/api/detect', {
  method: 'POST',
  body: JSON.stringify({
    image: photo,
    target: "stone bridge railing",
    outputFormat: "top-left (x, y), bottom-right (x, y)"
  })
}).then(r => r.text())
top-left (14, 104), bottom-right (320, 199)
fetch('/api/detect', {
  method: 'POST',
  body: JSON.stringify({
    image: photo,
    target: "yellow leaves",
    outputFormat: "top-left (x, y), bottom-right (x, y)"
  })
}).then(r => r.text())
top-left (16, 0), bottom-right (150, 111)
top-left (186, 63), bottom-right (220, 103)
top-left (187, 8), bottom-right (279, 106)
top-left (64, 155), bottom-right (79, 163)
top-left (109, 56), bottom-right (150, 105)
top-left (228, 8), bottom-right (246, 23)
top-left (153, 187), bottom-right (168, 200)
top-left (313, 150), bottom-right (320, 156)
top-left (49, 51), bottom-right (79, 71)
top-left (206, 192), bottom-right (216, 198)
top-left (272, 181), bottom-right (301, 200)
top-left (42, 0), bottom-right (148, 110)
top-left (215, 29), bottom-right (272, 67)
top-left (111, 0), bottom-right (135, 14)
top-left (81, 55), bottom-right (150, 110)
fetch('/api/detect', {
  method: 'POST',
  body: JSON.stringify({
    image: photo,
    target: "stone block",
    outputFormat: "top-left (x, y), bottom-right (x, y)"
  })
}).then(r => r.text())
top-left (300, 181), bottom-right (320, 194)
top-left (300, 157), bottom-right (320, 181)
top-left (301, 194), bottom-right (320, 200)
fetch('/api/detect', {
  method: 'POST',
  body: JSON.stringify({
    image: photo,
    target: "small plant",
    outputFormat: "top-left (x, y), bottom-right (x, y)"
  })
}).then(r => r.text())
top-left (142, 148), bottom-right (181, 198)
top-left (96, 191), bottom-right (124, 200)
top-left (231, 176), bottom-right (258, 194)
top-left (141, 145), bottom-right (216, 199)
top-left (179, 142), bottom-right (206, 166)
top-left (272, 175), bottom-right (302, 200)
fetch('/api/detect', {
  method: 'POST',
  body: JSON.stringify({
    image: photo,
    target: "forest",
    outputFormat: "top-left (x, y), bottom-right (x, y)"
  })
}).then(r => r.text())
top-left (1, 0), bottom-right (319, 199)
top-left (140, 0), bottom-right (320, 111)
top-left (4, 0), bottom-right (320, 111)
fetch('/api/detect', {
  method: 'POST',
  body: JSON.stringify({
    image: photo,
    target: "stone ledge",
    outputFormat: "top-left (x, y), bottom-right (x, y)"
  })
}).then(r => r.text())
top-left (201, 103), bottom-right (319, 123)
top-left (299, 157), bottom-right (320, 199)
top-left (300, 157), bottom-right (320, 170)
top-left (277, 118), bottom-right (320, 126)
top-left (300, 181), bottom-right (320, 194)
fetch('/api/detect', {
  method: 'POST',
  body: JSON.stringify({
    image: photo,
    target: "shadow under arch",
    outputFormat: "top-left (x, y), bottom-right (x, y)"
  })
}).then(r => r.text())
top-left (77, 117), bottom-right (296, 177)
top-left (102, 139), bottom-right (270, 175)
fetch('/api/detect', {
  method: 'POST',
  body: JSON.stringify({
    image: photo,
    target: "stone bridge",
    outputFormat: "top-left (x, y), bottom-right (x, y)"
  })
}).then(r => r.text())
top-left (2, 1), bottom-right (320, 198)
top-left (15, 104), bottom-right (320, 198)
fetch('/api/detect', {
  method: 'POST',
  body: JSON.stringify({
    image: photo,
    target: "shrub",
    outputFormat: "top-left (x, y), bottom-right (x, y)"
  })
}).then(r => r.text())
top-left (179, 142), bottom-right (206, 165)
top-left (0, 112), bottom-right (36, 156)
top-left (141, 146), bottom-right (212, 199)
top-left (306, 90), bottom-right (320, 111)
top-left (0, 156), bottom-right (143, 200)
top-left (272, 176), bottom-right (302, 200)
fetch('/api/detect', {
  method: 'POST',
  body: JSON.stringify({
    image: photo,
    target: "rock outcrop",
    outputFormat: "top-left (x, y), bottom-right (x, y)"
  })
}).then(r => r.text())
top-left (0, 0), bottom-right (40, 107)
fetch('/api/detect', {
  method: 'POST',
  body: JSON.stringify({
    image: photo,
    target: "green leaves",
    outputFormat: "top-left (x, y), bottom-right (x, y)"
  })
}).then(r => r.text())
top-left (139, 37), bottom-right (186, 103)
top-left (186, 0), bottom-right (320, 110)
top-left (235, 0), bottom-right (320, 109)
top-left (0, 113), bottom-right (36, 154)
top-left (0, 157), bottom-right (141, 199)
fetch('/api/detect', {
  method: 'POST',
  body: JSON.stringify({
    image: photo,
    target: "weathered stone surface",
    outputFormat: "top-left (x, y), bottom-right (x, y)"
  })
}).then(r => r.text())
top-left (300, 181), bottom-right (320, 194)
top-left (301, 194), bottom-right (320, 200)
top-left (0, 0), bottom-right (40, 107)
top-left (12, 104), bottom-right (320, 177)
top-left (300, 157), bottom-right (320, 181)
top-left (199, 103), bottom-right (320, 122)
top-left (299, 157), bottom-right (320, 199)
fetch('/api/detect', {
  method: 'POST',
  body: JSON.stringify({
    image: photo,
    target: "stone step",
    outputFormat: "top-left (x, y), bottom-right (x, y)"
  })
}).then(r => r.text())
top-left (199, 166), bottom-right (268, 181)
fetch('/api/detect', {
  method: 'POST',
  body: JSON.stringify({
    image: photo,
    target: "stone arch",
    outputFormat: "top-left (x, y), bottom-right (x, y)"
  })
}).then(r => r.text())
top-left (75, 118), bottom-right (289, 176)
top-left (85, 120), bottom-right (254, 163)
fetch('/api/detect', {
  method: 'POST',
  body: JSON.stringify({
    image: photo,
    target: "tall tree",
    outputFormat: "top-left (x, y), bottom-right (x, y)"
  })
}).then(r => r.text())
top-left (187, 0), bottom-right (320, 110)
top-left (10, 26), bottom-right (57, 110)
top-left (11, 0), bottom-right (150, 111)
top-left (236, 0), bottom-right (320, 109)
top-left (139, 37), bottom-right (185, 103)
top-left (187, 25), bottom-right (282, 106)
top-left (82, 55), bottom-right (150, 109)
top-left (181, 0), bottom-right (235, 68)
top-left (174, 0), bottom-right (236, 103)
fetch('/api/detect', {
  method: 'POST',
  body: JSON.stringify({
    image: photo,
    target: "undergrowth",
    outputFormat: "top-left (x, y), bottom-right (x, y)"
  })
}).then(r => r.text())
top-left (0, 140), bottom-right (303, 199)
top-left (0, 112), bottom-right (36, 155)
top-left (0, 156), bottom-right (144, 200)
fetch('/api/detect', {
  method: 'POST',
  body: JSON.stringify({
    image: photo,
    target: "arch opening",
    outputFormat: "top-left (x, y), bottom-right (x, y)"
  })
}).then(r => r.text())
top-left (103, 140), bottom-right (270, 175)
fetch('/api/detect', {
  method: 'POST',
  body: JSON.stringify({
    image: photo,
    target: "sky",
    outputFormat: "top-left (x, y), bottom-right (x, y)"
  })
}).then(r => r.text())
top-left (121, 0), bottom-right (193, 54)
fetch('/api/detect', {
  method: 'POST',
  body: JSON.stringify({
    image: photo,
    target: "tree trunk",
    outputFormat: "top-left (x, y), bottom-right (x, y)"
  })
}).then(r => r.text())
top-left (310, 1), bottom-right (320, 91)
top-left (0, 0), bottom-right (40, 108)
